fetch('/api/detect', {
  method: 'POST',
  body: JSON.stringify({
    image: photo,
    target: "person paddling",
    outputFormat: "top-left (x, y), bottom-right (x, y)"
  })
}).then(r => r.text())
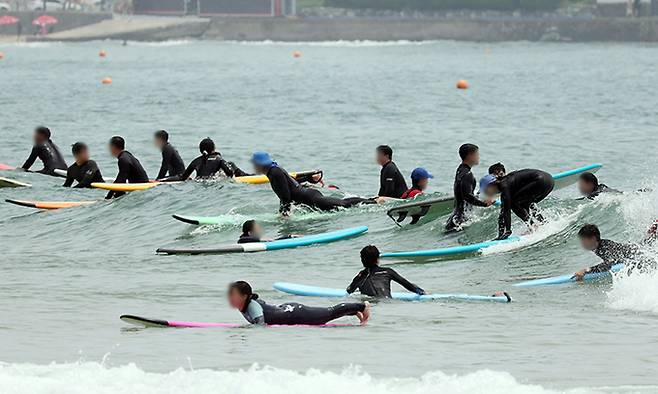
top-left (228, 281), bottom-right (370, 326)
top-left (401, 167), bottom-right (433, 199)
top-left (63, 142), bottom-right (104, 188)
top-left (578, 173), bottom-right (621, 199)
top-left (238, 220), bottom-right (298, 244)
top-left (106, 136), bottom-right (149, 199)
top-left (21, 126), bottom-right (67, 176)
top-left (164, 138), bottom-right (250, 181)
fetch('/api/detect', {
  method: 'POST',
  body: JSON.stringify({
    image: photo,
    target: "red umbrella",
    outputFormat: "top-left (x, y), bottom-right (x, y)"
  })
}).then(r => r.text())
top-left (32, 15), bottom-right (58, 26)
top-left (0, 15), bottom-right (19, 25)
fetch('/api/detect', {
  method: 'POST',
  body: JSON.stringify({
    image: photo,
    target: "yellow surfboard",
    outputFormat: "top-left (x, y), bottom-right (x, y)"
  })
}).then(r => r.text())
top-left (5, 199), bottom-right (96, 210)
top-left (234, 170), bottom-right (320, 185)
top-left (91, 182), bottom-right (160, 192)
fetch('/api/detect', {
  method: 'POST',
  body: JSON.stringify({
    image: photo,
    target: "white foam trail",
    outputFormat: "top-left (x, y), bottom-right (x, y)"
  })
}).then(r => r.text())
top-left (607, 267), bottom-right (658, 315)
top-left (0, 362), bottom-right (634, 394)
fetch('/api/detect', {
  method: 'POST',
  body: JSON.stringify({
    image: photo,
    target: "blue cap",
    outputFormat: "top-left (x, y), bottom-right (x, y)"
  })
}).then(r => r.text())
top-left (479, 174), bottom-right (497, 194)
top-left (411, 167), bottom-right (434, 181)
top-left (251, 151), bottom-right (274, 167)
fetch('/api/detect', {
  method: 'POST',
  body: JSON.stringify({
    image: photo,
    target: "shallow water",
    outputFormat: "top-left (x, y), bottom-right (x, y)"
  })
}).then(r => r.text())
top-left (1, 40), bottom-right (657, 393)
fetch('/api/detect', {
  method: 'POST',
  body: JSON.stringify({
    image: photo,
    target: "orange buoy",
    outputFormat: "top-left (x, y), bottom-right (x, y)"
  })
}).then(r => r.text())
top-left (456, 79), bottom-right (469, 89)
top-left (99, 50), bottom-right (107, 58)
top-left (0, 52), bottom-right (4, 60)
top-left (293, 51), bottom-right (301, 58)
top-left (101, 77), bottom-right (112, 85)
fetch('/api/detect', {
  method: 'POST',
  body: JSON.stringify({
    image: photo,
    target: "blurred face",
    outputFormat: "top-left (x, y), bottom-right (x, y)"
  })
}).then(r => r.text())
top-left (483, 184), bottom-right (498, 198)
top-left (376, 151), bottom-right (389, 166)
top-left (33, 131), bottom-right (46, 144)
top-left (154, 137), bottom-right (165, 149)
top-left (227, 287), bottom-right (248, 310)
top-left (417, 178), bottom-right (429, 190)
top-left (466, 150), bottom-right (480, 166)
top-left (578, 179), bottom-right (595, 195)
top-left (253, 164), bottom-right (267, 175)
top-left (74, 149), bottom-right (90, 163)
top-left (251, 223), bottom-right (264, 238)
top-left (109, 144), bottom-right (121, 158)
top-left (579, 236), bottom-right (599, 251)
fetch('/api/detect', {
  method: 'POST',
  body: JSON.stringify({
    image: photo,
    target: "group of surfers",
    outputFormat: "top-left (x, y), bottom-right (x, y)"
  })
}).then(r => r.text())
top-left (17, 126), bottom-right (656, 327)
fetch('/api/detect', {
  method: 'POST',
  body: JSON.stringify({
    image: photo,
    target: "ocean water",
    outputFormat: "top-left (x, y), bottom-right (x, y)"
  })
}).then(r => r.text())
top-left (1, 40), bottom-right (657, 393)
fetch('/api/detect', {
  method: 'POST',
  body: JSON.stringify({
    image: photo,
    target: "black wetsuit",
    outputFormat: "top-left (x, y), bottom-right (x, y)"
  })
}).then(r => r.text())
top-left (240, 298), bottom-right (365, 326)
top-left (347, 266), bottom-right (425, 298)
top-left (497, 169), bottom-right (554, 239)
top-left (21, 140), bottom-right (67, 176)
top-left (106, 151), bottom-right (149, 199)
top-left (63, 160), bottom-right (104, 188)
top-left (378, 161), bottom-right (407, 198)
top-left (156, 143), bottom-right (185, 180)
top-left (589, 239), bottom-right (649, 273)
top-left (585, 184), bottom-right (622, 199)
top-left (445, 163), bottom-right (488, 231)
top-left (166, 152), bottom-right (250, 181)
top-left (267, 165), bottom-right (374, 214)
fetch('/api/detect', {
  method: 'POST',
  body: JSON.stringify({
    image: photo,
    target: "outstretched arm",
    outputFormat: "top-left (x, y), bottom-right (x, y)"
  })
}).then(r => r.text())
top-left (388, 268), bottom-right (425, 295)
top-left (21, 146), bottom-right (39, 170)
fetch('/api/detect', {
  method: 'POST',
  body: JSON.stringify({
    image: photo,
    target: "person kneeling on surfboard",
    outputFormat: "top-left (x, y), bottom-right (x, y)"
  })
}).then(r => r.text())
top-left (347, 245), bottom-right (425, 298)
top-left (163, 138), bottom-right (251, 182)
top-left (578, 173), bottom-right (621, 200)
top-left (228, 281), bottom-right (370, 326)
top-left (154, 130), bottom-right (186, 181)
top-left (21, 126), bottom-right (67, 177)
top-left (401, 167), bottom-right (433, 199)
top-left (445, 144), bottom-right (493, 232)
top-left (106, 136), bottom-right (150, 199)
top-left (238, 220), bottom-right (298, 244)
top-left (480, 169), bottom-right (554, 240)
top-left (251, 151), bottom-right (377, 216)
top-left (574, 224), bottom-right (655, 280)
top-left (63, 142), bottom-right (104, 188)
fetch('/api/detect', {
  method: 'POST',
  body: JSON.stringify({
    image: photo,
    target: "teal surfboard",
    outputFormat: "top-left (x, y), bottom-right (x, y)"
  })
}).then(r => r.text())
top-left (513, 263), bottom-right (624, 288)
top-left (380, 235), bottom-right (522, 260)
top-left (273, 282), bottom-right (511, 303)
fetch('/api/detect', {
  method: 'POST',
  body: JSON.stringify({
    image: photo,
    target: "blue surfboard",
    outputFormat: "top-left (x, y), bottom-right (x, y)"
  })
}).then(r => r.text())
top-left (513, 263), bottom-right (624, 288)
top-left (380, 235), bottom-right (522, 260)
top-left (273, 282), bottom-right (511, 303)
top-left (156, 226), bottom-right (368, 255)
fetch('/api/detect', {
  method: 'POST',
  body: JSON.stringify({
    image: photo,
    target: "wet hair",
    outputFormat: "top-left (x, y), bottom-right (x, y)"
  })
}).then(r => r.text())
top-left (579, 172), bottom-right (599, 187)
top-left (360, 245), bottom-right (380, 268)
top-left (35, 126), bottom-right (51, 140)
top-left (154, 130), bottom-right (169, 142)
top-left (199, 138), bottom-right (215, 155)
top-left (242, 220), bottom-right (256, 235)
top-left (109, 136), bottom-right (125, 150)
top-left (229, 281), bottom-right (259, 310)
top-left (71, 142), bottom-right (88, 155)
top-left (578, 224), bottom-right (601, 241)
top-left (459, 143), bottom-right (479, 161)
top-left (376, 145), bottom-right (393, 160)
top-left (488, 162), bottom-right (506, 176)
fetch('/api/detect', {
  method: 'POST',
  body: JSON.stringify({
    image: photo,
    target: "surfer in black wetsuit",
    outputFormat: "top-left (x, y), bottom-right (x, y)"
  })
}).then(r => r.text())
top-left (578, 173), bottom-right (621, 199)
top-left (480, 168), bottom-right (555, 240)
top-left (105, 136), bottom-right (149, 199)
top-left (21, 126), bottom-right (67, 176)
top-left (347, 245), bottom-right (425, 298)
top-left (251, 151), bottom-right (377, 216)
top-left (63, 142), bottom-right (104, 188)
top-left (237, 220), bottom-right (297, 244)
top-left (376, 145), bottom-right (407, 199)
top-left (488, 162), bottom-right (506, 178)
top-left (164, 138), bottom-right (250, 181)
top-left (228, 281), bottom-right (370, 326)
top-left (574, 224), bottom-right (654, 280)
top-left (154, 130), bottom-right (185, 181)
top-left (445, 144), bottom-right (493, 232)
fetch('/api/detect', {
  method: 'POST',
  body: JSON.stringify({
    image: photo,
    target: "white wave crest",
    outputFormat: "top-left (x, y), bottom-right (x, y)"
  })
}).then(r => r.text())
top-left (607, 262), bottom-right (658, 315)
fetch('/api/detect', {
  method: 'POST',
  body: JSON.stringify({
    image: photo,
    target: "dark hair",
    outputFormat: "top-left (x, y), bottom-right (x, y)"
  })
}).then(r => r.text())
top-left (199, 138), bottom-right (215, 155)
top-left (488, 162), bottom-right (506, 175)
top-left (109, 136), bottom-right (125, 150)
top-left (242, 220), bottom-right (256, 235)
top-left (360, 245), bottom-right (380, 268)
top-left (35, 126), bottom-right (51, 140)
top-left (578, 224), bottom-right (601, 241)
top-left (229, 281), bottom-right (259, 310)
top-left (71, 142), bottom-right (88, 155)
top-left (376, 145), bottom-right (393, 160)
top-left (579, 172), bottom-right (598, 187)
top-left (154, 130), bottom-right (169, 142)
top-left (459, 143), bottom-right (479, 160)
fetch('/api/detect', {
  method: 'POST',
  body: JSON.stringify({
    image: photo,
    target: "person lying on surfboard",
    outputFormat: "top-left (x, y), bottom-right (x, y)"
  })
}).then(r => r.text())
top-left (480, 168), bottom-right (554, 240)
top-left (488, 162), bottom-right (506, 178)
top-left (347, 245), bottom-right (425, 298)
top-left (376, 145), bottom-right (408, 199)
top-left (21, 126), bottom-right (67, 177)
top-left (63, 142), bottom-right (104, 188)
top-left (228, 281), bottom-right (370, 326)
top-left (573, 224), bottom-right (655, 280)
top-left (153, 130), bottom-right (186, 181)
top-left (105, 136), bottom-right (150, 199)
top-left (445, 144), bottom-right (493, 232)
top-left (400, 167), bottom-right (433, 199)
top-left (251, 151), bottom-right (379, 216)
top-left (161, 138), bottom-right (251, 182)
top-left (578, 173), bottom-right (622, 200)
top-left (238, 220), bottom-right (300, 244)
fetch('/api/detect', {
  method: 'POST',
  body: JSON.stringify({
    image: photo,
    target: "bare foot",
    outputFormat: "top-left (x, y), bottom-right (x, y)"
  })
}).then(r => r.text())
top-left (358, 301), bottom-right (371, 325)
